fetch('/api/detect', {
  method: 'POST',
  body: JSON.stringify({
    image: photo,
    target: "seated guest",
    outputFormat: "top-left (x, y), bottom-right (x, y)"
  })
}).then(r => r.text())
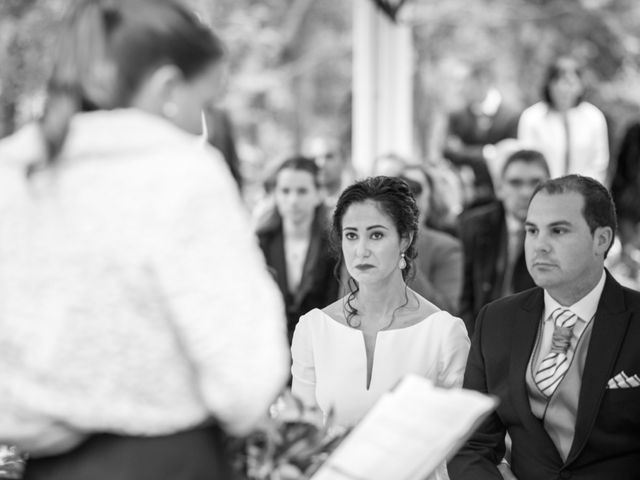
top-left (257, 156), bottom-right (340, 342)
top-left (291, 177), bottom-right (470, 479)
top-left (449, 175), bottom-right (640, 480)
top-left (400, 166), bottom-right (463, 314)
top-left (606, 188), bottom-right (640, 290)
top-left (458, 149), bottom-right (550, 334)
top-left (611, 120), bottom-right (640, 209)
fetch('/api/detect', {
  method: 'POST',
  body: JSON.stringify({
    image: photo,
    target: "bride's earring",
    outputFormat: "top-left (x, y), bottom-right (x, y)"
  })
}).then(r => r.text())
top-left (399, 252), bottom-right (406, 270)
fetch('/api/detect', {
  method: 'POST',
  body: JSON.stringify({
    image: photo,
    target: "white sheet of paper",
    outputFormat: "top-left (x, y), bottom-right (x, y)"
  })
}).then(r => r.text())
top-left (311, 374), bottom-right (497, 480)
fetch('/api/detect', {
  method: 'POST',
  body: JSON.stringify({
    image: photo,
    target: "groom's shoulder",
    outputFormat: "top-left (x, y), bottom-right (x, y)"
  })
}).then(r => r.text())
top-left (482, 286), bottom-right (542, 319)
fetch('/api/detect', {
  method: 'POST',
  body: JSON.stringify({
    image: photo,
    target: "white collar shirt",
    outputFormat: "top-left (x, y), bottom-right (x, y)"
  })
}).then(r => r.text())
top-left (536, 270), bottom-right (606, 368)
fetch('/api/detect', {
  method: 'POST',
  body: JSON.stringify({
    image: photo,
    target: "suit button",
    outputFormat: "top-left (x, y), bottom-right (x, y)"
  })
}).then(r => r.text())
top-left (559, 471), bottom-right (571, 479)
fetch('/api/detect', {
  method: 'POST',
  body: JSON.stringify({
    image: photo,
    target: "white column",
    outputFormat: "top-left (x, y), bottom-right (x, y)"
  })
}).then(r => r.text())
top-left (352, 0), bottom-right (414, 177)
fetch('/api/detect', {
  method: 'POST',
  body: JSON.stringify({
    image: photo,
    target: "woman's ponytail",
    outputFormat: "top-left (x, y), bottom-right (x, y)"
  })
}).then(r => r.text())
top-left (35, 0), bottom-right (225, 174)
top-left (38, 0), bottom-right (116, 167)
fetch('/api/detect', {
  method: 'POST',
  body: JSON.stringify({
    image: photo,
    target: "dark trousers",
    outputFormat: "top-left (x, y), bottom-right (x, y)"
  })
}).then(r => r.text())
top-left (24, 426), bottom-right (235, 480)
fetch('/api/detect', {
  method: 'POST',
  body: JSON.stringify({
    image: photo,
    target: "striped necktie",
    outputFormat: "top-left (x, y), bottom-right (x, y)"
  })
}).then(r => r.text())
top-left (534, 308), bottom-right (578, 397)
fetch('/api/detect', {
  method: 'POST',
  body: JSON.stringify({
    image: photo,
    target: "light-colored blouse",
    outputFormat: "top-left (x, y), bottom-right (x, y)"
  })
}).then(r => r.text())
top-left (517, 101), bottom-right (609, 185)
top-left (291, 308), bottom-right (470, 427)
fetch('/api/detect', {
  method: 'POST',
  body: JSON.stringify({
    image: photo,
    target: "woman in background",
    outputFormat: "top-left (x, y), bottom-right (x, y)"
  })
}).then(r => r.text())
top-left (518, 56), bottom-right (609, 185)
top-left (257, 156), bottom-right (340, 342)
top-left (0, 0), bottom-right (289, 478)
top-left (291, 176), bottom-right (470, 479)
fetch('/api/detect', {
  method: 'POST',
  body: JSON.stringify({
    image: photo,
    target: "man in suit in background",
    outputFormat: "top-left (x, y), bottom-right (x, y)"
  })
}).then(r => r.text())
top-left (458, 149), bottom-right (549, 335)
top-left (444, 63), bottom-right (521, 207)
top-left (449, 175), bottom-right (640, 480)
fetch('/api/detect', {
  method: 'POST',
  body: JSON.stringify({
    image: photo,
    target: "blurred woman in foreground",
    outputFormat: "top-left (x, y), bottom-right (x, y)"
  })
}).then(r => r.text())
top-left (0, 1), bottom-right (289, 478)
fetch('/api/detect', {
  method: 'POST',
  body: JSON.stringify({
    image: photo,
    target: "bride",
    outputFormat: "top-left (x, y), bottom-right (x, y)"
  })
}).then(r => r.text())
top-left (291, 176), bottom-right (470, 479)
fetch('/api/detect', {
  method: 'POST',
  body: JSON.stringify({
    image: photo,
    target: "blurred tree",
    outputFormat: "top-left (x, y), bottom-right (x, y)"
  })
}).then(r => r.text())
top-left (0, 0), bottom-right (64, 137)
top-left (191, 0), bottom-right (352, 203)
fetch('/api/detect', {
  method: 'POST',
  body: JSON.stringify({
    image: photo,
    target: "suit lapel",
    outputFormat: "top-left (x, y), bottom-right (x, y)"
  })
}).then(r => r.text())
top-left (270, 230), bottom-right (289, 297)
top-left (566, 273), bottom-right (631, 464)
top-left (474, 206), bottom-right (503, 304)
top-left (291, 208), bottom-right (329, 308)
top-left (292, 231), bottom-right (321, 307)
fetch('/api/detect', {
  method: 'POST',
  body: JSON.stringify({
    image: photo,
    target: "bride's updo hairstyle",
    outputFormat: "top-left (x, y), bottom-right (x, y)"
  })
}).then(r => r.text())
top-left (331, 176), bottom-right (420, 324)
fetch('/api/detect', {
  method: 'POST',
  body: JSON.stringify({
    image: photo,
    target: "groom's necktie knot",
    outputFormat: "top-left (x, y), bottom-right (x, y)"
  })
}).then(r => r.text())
top-left (549, 308), bottom-right (577, 354)
top-left (534, 308), bottom-right (579, 397)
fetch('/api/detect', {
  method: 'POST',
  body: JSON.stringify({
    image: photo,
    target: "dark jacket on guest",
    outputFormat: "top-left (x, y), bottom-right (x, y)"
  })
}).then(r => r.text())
top-left (611, 120), bottom-right (640, 208)
top-left (458, 200), bottom-right (535, 335)
top-left (257, 205), bottom-right (340, 342)
top-left (445, 101), bottom-right (520, 205)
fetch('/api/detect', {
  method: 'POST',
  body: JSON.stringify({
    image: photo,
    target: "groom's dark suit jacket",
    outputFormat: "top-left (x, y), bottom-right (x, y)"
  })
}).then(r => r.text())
top-left (448, 272), bottom-right (640, 480)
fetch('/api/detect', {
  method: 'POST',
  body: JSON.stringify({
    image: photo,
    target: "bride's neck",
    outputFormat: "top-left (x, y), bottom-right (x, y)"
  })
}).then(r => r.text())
top-left (353, 279), bottom-right (410, 328)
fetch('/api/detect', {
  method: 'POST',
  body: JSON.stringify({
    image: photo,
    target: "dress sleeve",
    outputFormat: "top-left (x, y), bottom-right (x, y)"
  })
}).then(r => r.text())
top-left (291, 313), bottom-right (319, 409)
top-left (516, 104), bottom-right (540, 152)
top-left (437, 314), bottom-right (471, 389)
top-left (152, 146), bottom-right (289, 436)
top-left (584, 105), bottom-right (610, 186)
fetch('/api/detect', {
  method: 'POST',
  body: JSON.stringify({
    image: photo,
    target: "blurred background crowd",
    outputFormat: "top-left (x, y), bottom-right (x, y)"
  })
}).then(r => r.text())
top-left (4, 0), bottom-right (640, 310)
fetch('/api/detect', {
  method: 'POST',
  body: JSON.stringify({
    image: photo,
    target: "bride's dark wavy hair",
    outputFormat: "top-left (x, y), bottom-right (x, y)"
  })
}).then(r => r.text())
top-left (331, 176), bottom-right (419, 326)
top-left (36, 0), bottom-right (225, 173)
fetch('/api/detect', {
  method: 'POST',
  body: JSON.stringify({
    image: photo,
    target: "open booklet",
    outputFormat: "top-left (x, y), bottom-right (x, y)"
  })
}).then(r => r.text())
top-left (310, 374), bottom-right (498, 480)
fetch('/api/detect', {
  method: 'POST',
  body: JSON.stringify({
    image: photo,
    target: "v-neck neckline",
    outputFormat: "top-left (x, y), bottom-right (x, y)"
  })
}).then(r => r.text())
top-left (317, 309), bottom-right (442, 391)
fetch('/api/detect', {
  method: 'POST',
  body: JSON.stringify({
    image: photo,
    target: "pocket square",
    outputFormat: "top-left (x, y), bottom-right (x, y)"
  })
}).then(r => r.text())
top-left (607, 371), bottom-right (640, 389)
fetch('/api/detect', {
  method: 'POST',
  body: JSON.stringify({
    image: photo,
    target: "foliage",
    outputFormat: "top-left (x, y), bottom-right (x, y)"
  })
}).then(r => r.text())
top-left (232, 391), bottom-right (348, 480)
top-left (0, 0), bottom-right (66, 137)
top-left (191, 0), bottom-right (352, 184)
top-left (3, 0), bottom-right (640, 182)
top-left (0, 445), bottom-right (27, 480)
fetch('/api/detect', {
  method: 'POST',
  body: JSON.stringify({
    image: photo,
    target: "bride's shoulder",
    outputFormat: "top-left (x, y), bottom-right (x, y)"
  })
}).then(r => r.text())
top-left (321, 298), bottom-right (349, 326)
top-left (409, 291), bottom-right (464, 328)
top-left (410, 291), bottom-right (441, 319)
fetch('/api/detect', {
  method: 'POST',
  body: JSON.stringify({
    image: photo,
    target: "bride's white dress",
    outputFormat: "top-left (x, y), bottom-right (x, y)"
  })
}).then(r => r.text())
top-left (291, 308), bottom-right (470, 480)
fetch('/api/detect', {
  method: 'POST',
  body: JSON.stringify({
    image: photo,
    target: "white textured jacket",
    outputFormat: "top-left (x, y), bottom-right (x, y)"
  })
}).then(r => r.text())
top-left (0, 109), bottom-right (289, 455)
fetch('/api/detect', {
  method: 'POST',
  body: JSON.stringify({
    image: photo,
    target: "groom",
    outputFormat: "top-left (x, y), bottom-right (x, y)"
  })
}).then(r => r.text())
top-left (448, 175), bottom-right (640, 479)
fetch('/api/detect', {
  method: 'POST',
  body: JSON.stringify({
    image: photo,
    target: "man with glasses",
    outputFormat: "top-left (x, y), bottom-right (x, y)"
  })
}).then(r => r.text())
top-left (458, 149), bottom-right (550, 335)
